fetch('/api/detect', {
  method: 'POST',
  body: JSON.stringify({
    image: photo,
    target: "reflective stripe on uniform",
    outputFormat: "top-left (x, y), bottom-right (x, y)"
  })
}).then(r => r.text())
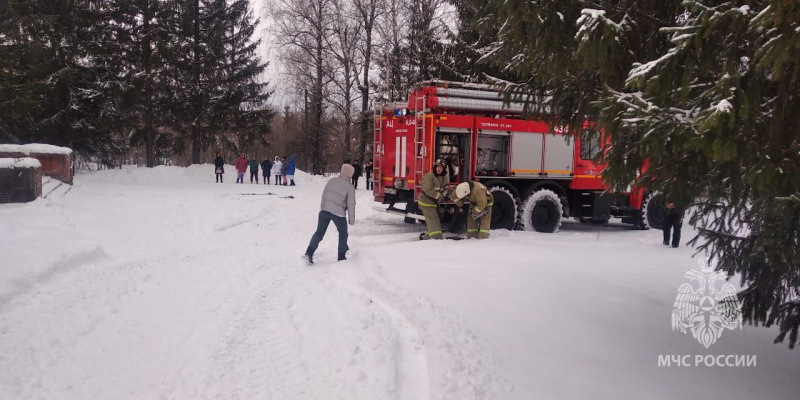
top-left (467, 229), bottom-right (479, 233)
top-left (419, 201), bottom-right (438, 208)
top-left (479, 229), bottom-right (490, 233)
top-left (487, 202), bottom-right (494, 207)
top-left (427, 230), bottom-right (443, 235)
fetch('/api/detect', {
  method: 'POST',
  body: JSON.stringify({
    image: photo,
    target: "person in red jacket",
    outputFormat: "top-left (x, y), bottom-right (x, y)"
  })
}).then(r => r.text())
top-left (235, 153), bottom-right (248, 184)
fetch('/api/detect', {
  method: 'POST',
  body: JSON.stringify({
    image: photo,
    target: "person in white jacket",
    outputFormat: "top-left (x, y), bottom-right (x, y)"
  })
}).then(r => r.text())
top-left (271, 156), bottom-right (283, 185)
top-left (303, 163), bottom-right (356, 265)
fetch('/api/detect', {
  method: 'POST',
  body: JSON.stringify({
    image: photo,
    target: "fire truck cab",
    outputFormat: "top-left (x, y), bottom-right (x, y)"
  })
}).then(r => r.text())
top-left (372, 80), bottom-right (664, 232)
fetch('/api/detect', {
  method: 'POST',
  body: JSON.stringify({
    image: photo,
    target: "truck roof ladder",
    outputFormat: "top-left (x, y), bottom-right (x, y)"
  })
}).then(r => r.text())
top-left (373, 103), bottom-right (384, 196)
top-left (413, 94), bottom-right (427, 201)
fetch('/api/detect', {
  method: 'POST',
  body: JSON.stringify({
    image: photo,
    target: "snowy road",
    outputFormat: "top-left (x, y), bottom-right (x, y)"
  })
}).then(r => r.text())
top-left (1, 166), bottom-right (798, 399)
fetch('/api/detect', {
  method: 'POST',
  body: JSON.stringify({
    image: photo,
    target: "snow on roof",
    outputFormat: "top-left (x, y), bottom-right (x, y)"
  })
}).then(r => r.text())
top-left (0, 144), bottom-right (73, 155)
top-left (0, 157), bottom-right (42, 169)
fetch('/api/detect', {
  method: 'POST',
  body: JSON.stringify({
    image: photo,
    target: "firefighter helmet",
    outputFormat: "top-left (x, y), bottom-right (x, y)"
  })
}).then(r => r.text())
top-left (454, 181), bottom-right (470, 199)
top-left (433, 159), bottom-right (447, 176)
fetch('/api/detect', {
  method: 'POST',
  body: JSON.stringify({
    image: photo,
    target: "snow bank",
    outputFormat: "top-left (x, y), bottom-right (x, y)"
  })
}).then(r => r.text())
top-left (0, 143), bottom-right (73, 155)
top-left (79, 164), bottom-right (331, 186)
top-left (0, 157), bottom-right (41, 169)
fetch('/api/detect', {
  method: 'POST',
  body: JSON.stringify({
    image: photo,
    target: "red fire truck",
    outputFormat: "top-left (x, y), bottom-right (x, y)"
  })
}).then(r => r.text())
top-left (371, 80), bottom-right (666, 233)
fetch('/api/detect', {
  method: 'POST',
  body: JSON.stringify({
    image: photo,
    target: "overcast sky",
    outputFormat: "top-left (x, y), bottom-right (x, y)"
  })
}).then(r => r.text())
top-left (250, 0), bottom-right (292, 108)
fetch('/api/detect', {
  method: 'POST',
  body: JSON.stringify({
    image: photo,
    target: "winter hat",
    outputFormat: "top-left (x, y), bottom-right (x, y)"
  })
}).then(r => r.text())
top-left (340, 163), bottom-right (355, 179)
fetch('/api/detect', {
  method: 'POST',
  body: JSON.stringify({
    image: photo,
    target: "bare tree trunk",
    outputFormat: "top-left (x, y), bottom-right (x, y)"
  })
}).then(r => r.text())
top-left (328, 0), bottom-right (360, 161)
top-left (272, 0), bottom-right (334, 174)
top-left (191, 0), bottom-right (202, 164)
top-left (354, 0), bottom-right (379, 164)
top-left (311, 2), bottom-right (325, 175)
top-left (143, 0), bottom-right (155, 168)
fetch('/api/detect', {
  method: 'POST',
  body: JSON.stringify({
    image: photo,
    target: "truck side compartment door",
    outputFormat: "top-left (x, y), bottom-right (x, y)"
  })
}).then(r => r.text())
top-left (544, 133), bottom-right (574, 178)
top-left (510, 131), bottom-right (544, 176)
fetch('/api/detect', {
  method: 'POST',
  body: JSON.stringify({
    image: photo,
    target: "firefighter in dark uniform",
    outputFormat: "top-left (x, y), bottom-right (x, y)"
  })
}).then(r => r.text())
top-left (419, 159), bottom-right (450, 240)
top-left (451, 181), bottom-right (493, 239)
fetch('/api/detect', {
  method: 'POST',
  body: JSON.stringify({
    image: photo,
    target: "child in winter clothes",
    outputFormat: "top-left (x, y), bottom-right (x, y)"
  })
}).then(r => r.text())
top-left (235, 153), bottom-right (248, 183)
top-left (249, 156), bottom-right (259, 183)
top-left (261, 158), bottom-right (272, 184)
top-left (271, 156), bottom-right (283, 185)
top-left (214, 152), bottom-right (225, 183)
top-left (280, 157), bottom-right (288, 185)
top-left (351, 161), bottom-right (362, 188)
top-left (285, 156), bottom-right (297, 186)
top-left (364, 161), bottom-right (373, 190)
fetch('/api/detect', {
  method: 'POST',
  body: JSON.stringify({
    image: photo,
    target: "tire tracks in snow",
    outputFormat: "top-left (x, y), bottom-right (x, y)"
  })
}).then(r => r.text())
top-left (334, 249), bottom-right (511, 400)
top-left (0, 240), bottom-right (281, 399)
top-left (334, 275), bottom-right (431, 400)
top-left (198, 263), bottom-right (312, 400)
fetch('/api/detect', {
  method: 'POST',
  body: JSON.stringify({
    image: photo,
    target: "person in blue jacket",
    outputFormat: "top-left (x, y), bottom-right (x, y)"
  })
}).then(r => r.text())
top-left (285, 155), bottom-right (297, 186)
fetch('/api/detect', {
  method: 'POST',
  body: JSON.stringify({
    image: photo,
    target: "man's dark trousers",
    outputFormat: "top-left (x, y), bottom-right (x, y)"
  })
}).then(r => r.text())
top-left (306, 211), bottom-right (349, 259)
top-left (663, 213), bottom-right (682, 247)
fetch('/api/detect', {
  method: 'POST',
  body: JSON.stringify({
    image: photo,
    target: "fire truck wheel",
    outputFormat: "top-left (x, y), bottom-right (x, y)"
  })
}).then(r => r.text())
top-left (640, 191), bottom-right (666, 230)
top-left (488, 186), bottom-right (519, 230)
top-left (522, 189), bottom-right (563, 233)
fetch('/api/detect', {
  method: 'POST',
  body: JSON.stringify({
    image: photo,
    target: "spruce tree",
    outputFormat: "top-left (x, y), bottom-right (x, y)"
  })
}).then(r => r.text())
top-left (436, 0), bottom-right (517, 83)
top-left (107, 0), bottom-right (170, 167)
top-left (466, 0), bottom-right (800, 347)
top-left (160, 0), bottom-right (271, 163)
top-left (0, 0), bottom-right (122, 163)
top-left (221, 0), bottom-right (273, 154)
top-left (601, 0), bottom-right (800, 348)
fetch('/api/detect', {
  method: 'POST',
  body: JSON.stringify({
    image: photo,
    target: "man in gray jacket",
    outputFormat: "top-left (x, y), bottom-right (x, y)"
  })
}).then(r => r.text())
top-left (303, 163), bottom-right (356, 265)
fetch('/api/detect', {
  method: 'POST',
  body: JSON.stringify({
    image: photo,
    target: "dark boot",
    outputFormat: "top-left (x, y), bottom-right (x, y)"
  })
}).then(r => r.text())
top-left (338, 252), bottom-right (347, 261)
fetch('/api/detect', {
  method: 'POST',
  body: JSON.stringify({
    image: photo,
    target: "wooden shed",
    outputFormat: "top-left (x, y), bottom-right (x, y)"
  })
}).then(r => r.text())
top-left (0, 158), bottom-right (43, 203)
top-left (0, 144), bottom-right (73, 184)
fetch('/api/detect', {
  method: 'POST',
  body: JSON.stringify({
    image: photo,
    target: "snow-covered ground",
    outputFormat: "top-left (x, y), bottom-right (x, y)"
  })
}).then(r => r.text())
top-left (1, 165), bottom-right (797, 400)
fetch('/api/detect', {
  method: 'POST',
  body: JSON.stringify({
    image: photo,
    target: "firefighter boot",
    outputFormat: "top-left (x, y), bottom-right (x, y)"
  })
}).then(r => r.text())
top-left (466, 209), bottom-right (492, 239)
top-left (466, 216), bottom-right (479, 239)
top-left (478, 208), bottom-right (492, 239)
top-left (420, 203), bottom-right (444, 239)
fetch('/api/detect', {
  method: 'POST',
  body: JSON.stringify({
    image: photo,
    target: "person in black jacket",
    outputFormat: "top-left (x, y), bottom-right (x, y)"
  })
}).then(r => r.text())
top-left (663, 201), bottom-right (684, 248)
top-left (261, 158), bottom-right (272, 185)
top-left (214, 152), bottom-right (225, 183)
top-left (364, 161), bottom-right (373, 190)
top-left (351, 160), bottom-right (362, 188)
